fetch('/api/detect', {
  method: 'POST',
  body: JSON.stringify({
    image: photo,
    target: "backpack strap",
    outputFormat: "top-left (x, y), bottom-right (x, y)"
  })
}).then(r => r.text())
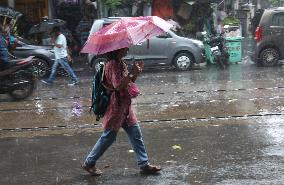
top-left (101, 63), bottom-right (116, 92)
top-left (100, 64), bottom-right (105, 83)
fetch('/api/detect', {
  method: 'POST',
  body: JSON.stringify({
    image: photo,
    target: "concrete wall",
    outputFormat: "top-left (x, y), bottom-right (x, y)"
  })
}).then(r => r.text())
top-left (7, 0), bottom-right (14, 7)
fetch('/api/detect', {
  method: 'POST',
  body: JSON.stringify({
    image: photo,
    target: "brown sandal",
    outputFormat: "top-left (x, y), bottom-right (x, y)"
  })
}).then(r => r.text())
top-left (140, 164), bottom-right (161, 174)
top-left (81, 164), bottom-right (102, 176)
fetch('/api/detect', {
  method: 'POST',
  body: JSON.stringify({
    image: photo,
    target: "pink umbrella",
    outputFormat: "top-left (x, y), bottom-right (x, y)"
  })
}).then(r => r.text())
top-left (81, 16), bottom-right (173, 55)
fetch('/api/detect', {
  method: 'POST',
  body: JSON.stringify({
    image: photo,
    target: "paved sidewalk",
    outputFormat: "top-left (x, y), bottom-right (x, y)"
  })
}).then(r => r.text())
top-left (0, 118), bottom-right (283, 185)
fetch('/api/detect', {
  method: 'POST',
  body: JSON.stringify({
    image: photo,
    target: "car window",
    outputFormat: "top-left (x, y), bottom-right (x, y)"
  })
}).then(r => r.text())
top-left (157, 32), bottom-right (171, 38)
top-left (272, 13), bottom-right (284, 26)
top-left (170, 28), bottom-right (185, 37)
top-left (89, 20), bottom-right (115, 35)
top-left (89, 20), bottom-right (104, 34)
top-left (103, 23), bottom-right (111, 27)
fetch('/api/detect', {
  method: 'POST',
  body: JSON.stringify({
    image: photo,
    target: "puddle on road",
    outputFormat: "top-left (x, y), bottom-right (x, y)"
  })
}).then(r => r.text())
top-left (71, 101), bottom-right (83, 117)
top-left (263, 145), bottom-right (284, 156)
top-left (259, 116), bottom-right (284, 144)
top-left (35, 101), bottom-right (44, 114)
top-left (251, 116), bottom-right (284, 157)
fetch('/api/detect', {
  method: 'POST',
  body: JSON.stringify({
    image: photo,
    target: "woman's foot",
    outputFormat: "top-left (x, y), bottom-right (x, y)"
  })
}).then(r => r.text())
top-left (140, 164), bottom-right (161, 174)
top-left (81, 164), bottom-right (102, 176)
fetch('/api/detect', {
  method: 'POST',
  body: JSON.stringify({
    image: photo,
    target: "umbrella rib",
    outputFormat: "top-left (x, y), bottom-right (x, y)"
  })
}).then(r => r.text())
top-left (122, 19), bottom-right (133, 46)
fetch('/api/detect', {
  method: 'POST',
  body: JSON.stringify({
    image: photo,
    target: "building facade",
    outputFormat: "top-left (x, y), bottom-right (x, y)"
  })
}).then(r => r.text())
top-left (0, 0), bottom-right (51, 23)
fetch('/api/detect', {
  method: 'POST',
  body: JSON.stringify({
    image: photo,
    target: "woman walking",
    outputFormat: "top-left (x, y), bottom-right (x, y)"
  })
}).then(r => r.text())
top-left (82, 47), bottom-right (161, 176)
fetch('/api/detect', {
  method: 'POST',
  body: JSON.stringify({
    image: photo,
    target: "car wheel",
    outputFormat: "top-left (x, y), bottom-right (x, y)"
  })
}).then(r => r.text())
top-left (33, 58), bottom-right (50, 78)
top-left (9, 71), bottom-right (35, 100)
top-left (260, 48), bottom-right (279, 67)
top-left (173, 52), bottom-right (194, 71)
top-left (92, 57), bottom-right (108, 74)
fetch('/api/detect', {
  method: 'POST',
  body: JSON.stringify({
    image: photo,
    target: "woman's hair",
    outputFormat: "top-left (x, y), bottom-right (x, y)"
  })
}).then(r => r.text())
top-left (105, 48), bottom-right (128, 105)
top-left (105, 49), bottom-right (119, 61)
top-left (105, 48), bottom-right (128, 61)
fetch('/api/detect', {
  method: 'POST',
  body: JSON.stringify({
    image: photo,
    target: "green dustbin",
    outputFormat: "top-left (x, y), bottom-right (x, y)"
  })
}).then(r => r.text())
top-left (225, 37), bottom-right (243, 63)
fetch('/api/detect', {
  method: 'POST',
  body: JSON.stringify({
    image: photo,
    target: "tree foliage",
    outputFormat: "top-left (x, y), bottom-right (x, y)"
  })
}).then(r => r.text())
top-left (105, 0), bottom-right (152, 8)
top-left (105, 0), bottom-right (122, 8)
top-left (269, 0), bottom-right (284, 6)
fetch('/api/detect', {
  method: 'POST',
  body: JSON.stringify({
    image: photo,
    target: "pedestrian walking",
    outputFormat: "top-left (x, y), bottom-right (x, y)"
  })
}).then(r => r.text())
top-left (82, 47), bottom-right (161, 176)
top-left (0, 20), bottom-right (9, 70)
top-left (41, 26), bottom-right (79, 86)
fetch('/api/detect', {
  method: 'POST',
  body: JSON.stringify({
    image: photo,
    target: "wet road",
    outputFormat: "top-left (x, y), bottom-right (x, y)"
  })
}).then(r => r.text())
top-left (0, 60), bottom-right (284, 184)
top-left (0, 60), bottom-right (283, 129)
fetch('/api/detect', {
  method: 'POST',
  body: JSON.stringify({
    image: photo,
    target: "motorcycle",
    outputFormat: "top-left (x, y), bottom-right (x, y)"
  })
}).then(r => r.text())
top-left (0, 56), bottom-right (36, 100)
top-left (200, 32), bottom-right (230, 69)
top-left (209, 34), bottom-right (230, 69)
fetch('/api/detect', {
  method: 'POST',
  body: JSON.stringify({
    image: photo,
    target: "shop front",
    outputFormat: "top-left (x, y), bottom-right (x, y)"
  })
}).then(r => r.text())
top-left (152, 0), bottom-right (173, 19)
top-left (15, 0), bottom-right (49, 23)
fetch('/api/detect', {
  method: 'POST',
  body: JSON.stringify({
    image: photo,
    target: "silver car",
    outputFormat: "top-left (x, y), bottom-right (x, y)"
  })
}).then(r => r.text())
top-left (88, 17), bottom-right (205, 72)
top-left (12, 37), bottom-right (55, 78)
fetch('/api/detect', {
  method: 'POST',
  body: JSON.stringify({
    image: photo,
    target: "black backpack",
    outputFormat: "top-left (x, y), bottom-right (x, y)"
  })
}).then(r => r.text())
top-left (90, 64), bottom-right (111, 121)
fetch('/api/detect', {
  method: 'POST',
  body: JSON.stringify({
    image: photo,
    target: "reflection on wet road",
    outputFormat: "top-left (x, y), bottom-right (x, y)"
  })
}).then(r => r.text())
top-left (0, 63), bottom-right (283, 130)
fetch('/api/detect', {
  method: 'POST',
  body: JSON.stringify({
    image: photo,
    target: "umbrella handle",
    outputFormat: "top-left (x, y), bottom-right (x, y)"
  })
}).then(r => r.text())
top-left (131, 56), bottom-right (135, 63)
top-left (3, 17), bottom-right (6, 27)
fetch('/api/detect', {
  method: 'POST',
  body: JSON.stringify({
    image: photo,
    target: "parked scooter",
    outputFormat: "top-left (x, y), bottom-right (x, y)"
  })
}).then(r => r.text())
top-left (199, 32), bottom-right (229, 69)
top-left (209, 33), bottom-right (230, 69)
top-left (0, 56), bottom-right (36, 100)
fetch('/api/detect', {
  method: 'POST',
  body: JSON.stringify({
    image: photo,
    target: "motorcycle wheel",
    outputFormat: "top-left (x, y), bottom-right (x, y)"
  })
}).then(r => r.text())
top-left (8, 71), bottom-right (35, 100)
top-left (216, 55), bottom-right (226, 69)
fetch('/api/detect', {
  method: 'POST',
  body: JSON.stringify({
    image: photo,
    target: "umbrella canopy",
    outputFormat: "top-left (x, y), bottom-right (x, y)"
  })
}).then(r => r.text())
top-left (0, 6), bottom-right (22, 19)
top-left (28, 18), bottom-right (66, 35)
top-left (81, 16), bottom-right (173, 55)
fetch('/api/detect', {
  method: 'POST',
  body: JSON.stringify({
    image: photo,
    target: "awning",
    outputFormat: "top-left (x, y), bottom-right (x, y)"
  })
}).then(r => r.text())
top-left (152, 0), bottom-right (173, 19)
top-left (0, 6), bottom-right (22, 19)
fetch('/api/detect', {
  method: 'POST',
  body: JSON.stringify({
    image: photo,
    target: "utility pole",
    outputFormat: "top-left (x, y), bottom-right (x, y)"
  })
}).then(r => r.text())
top-left (7, 0), bottom-right (15, 8)
top-left (96, 0), bottom-right (102, 18)
top-left (255, 0), bottom-right (259, 10)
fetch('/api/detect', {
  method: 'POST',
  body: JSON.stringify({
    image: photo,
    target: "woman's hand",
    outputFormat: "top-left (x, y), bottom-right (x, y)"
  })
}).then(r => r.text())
top-left (132, 61), bottom-right (144, 76)
top-left (115, 60), bottom-right (143, 91)
top-left (137, 61), bottom-right (144, 71)
top-left (129, 61), bottom-right (144, 82)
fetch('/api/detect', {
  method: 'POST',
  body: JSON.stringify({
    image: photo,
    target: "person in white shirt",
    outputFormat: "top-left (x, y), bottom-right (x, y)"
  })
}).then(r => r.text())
top-left (41, 26), bottom-right (79, 86)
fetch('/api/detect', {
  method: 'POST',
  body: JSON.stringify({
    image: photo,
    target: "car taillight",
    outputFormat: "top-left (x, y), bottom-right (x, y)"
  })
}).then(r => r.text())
top-left (255, 26), bottom-right (263, 42)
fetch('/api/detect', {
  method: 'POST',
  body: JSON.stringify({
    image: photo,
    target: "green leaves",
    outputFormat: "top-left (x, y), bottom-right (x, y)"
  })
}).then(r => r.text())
top-left (223, 17), bottom-right (240, 26)
top-left (105, 0), bottom-right (152, 8)
top-left (269, 0), bottom-right (284, 7)
top-left (105, 0), bottom-right (122, 8)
